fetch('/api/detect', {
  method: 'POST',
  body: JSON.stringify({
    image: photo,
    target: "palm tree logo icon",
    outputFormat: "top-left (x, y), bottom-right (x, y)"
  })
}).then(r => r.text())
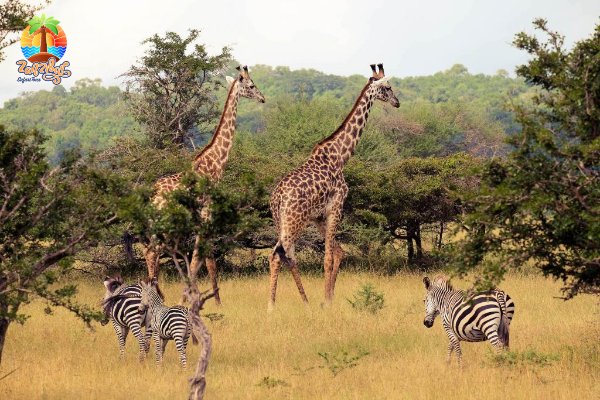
top-left (20, 14), bottom-right (67, 63)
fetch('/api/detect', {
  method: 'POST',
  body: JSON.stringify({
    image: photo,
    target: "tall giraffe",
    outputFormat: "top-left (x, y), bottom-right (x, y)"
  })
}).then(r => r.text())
top-left (145, 65), bottom-right (265, 305)
top-left (268, 64), bottom-right (399, 310)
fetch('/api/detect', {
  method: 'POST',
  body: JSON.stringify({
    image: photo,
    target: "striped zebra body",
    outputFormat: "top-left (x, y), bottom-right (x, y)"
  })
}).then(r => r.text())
top-left (139, 279), bottom-right (192, 368)
top-left (102, 276), bottom-right (151, 361)
top-left (423, 276), bottom-right (515, 365)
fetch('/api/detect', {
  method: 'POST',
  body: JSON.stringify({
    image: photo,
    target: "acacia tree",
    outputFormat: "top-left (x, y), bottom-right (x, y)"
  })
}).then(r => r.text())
top-left (120, 170), bottom-right (263, 399)
top-left (0, 126), bottom-right (125, 364)
top-left (345, 154), bottom-right (478, 265)
top-left (121, 29), bottom-right (232, 148)
top-left (0, 0), bottom-right (49, 62)
top-left (454, 20), bottom-right (600, 298)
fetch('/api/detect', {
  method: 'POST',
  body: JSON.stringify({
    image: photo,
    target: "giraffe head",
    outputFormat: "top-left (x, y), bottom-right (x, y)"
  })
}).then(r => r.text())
top-left (226, 65), bottom-right (265, 103)
top-left (369, 63), bottom-right (399, 108)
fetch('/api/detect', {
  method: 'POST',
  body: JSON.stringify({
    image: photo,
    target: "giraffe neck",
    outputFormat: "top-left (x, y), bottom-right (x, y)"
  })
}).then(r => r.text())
top-left (311, 82), bottom-right (375, 167)
top-left (192, 81), bottom-right (241, 180)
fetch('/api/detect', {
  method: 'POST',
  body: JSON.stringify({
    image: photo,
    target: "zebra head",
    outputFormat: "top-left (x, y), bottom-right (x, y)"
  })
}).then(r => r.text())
top-left (138, 277), bottom-right (164, 314)
top-left (423, 276), bottom-right (441, 328)
top-left (103, 274), bottom-right (123, 298)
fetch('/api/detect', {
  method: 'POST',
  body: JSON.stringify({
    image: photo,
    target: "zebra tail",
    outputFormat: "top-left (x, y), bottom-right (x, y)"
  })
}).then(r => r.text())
top-left (191, 330), bottom-right (199, 345)
top-left (496, 291), bottom-right (510, 348)
top-left (274, 243), bottom-right (291, 265)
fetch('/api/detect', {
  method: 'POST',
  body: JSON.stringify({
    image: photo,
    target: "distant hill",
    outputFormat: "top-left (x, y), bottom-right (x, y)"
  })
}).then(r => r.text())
top-left (0, 64), bottom-right (531, 162)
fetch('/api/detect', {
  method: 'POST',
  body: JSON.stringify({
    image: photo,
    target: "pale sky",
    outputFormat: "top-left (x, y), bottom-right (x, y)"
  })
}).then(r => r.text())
top-left (1, 0), bottom-right (598, 104)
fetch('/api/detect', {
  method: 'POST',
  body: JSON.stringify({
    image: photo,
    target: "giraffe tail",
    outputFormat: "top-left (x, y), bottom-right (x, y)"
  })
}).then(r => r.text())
top-left (274, 243), bottom-right (291, 265)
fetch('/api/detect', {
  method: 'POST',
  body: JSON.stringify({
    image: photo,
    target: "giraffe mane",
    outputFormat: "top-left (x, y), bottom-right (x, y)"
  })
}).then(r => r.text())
top-left (313, 79), bottom-right (372, 150)
top-left (193, 79), bottom-right (238, 165)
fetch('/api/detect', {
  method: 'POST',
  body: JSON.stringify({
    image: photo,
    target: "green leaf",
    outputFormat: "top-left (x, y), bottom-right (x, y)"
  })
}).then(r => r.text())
top-left (46, 17), bottom-right (60, 26)
top-left (29, 23), bottom-right (41, 35)
top-left (45, 23), bottom-right (59, 35)
top-left (28, 16), bottom-right (41, 26)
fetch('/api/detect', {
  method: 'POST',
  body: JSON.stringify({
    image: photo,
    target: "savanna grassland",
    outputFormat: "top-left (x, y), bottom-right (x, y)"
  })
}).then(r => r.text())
top-left (1, 272), bottom-right (598, 400)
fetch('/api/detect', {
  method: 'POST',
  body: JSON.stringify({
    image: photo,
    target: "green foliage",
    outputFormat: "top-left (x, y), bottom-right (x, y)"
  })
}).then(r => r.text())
top-left (257, 376), bottom-right (289, 388)
top-left (347, 283), bottom-right (385, 314)
top-left (121, 30), bottom-right (232, 148)
top-left (454, 20), bottom-right (600, 298)
top-left (27, 13), bottom-right (59, 34)
top-left (0, 125), bottom-right (127, 361)
top-left (490, 349), bottom-right (560, 368)
top-left (317, 349), bottom-right (370, 377)
top-left (0, 79), bottom-right (139, 164)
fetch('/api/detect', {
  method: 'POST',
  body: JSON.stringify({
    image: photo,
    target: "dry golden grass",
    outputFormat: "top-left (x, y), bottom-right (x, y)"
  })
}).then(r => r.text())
top-left (1, 272), bottom-right (598, 400)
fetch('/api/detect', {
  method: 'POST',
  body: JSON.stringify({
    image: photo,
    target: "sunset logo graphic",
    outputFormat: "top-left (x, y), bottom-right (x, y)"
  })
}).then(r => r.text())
top-left (20, 14), bottom-right (67, 62)
top-left (16, 14), bottom-right (71, 85)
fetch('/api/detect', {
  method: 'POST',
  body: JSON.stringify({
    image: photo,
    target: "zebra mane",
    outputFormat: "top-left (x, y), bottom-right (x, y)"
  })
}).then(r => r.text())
top-left (140, 277), bottom-right (165, 301)
top-left (432, 274), bottom-right (453, 290)
top-left (101, 285), bottom-right (140, 315)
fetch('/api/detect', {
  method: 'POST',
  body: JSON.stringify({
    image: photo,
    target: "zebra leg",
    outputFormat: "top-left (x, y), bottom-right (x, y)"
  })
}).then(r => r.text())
top-left (174, 336), bottom-right (187, 368)
top-left (446, 341), bottom-right (454, 364)
top-left (130, 323), bottom-right (147, 362)
top-left (454, 341), bottom-right (463, 367)
top-left (144, 326), bottom-right (152, 354)
top-left (113, 322), bottom-right (128, 359)
top-left (484, 324), bottom-right (506, 353)
top-left (153, 331), bottom-right (163, 365)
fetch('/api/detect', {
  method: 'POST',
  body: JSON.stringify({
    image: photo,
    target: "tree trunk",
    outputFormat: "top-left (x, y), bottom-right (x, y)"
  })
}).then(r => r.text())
top-left (437, 222), bottom-right (444, 250)
top-left (406, 227), bottom-right (414, 263)
top-left (415, 223), bottom-right (423, 259)
top-left (40, 26), bottom-right (48, 53)
top-left (0, 316), bottom-right (10, 365)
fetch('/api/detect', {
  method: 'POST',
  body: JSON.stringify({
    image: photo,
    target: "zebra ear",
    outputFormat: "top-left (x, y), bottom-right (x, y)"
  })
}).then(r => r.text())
top-left (423, 276), bottom-right (431, 289)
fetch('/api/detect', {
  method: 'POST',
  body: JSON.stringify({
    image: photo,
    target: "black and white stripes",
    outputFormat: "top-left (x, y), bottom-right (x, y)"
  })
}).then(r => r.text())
top-left (422, 275), bottom-right (515, 365)
top-left (102, 276), bottom-right (151, 361)
top-left (139, 278), bottom-right (194, 368)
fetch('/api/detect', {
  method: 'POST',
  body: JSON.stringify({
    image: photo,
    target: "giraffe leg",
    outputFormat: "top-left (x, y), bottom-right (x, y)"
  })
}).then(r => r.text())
top-left (285, 243), bottom-right (308, 305)
top-left (331, 240), bottom-right (344, 293)
top-left (323, 208), bottom-right (343, 303)
top-left (143, 242), bottom-right (161, 279)
top-left (268, 249), bottom-right (282, 312)
top-left (205, 257), bottom-right (221, 306)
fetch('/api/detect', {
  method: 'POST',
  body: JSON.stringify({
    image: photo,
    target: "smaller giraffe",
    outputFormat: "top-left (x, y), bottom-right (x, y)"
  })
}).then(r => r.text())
top-left (144, 66), bottom-right (265, 305)
top-left (268, 64), bottom-right (399, 310)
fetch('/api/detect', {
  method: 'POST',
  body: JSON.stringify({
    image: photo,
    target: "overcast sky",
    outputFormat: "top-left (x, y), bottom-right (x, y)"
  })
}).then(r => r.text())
top-left (1, 0), bottom-right (598, 104)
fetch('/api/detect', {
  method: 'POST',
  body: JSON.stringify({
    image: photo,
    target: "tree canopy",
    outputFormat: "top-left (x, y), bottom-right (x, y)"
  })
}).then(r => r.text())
top-left (454, 20), bottom-right (600, 298)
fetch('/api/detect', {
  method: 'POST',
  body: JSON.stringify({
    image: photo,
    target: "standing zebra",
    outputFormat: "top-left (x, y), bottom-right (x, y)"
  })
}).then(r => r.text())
top-left (138, 278), bottom-right (196, 368)
top-left (422, 275), bottom-right (515, 365)
top-left (102, 275), bottom-right (154, 361)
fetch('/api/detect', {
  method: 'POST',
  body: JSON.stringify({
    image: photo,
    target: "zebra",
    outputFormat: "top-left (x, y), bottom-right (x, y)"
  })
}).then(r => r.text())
top-left (138, 278), bottom-right (196, 368)
top-left (102, 275), bottom-right (155, 361)
top-left (422, 275), bottom-right (515, 365)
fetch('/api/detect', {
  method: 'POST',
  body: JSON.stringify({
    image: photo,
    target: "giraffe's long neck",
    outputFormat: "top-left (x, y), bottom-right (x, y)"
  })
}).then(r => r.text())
top-left (312, 82), bottom-right (375, 167)
top-left (192, 81), bottom-right (241, 180)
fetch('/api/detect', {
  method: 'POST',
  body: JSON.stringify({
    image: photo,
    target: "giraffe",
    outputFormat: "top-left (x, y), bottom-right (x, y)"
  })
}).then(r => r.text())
top-left (268, 64), bottom-right (399, 310)
top-left (144, 65), bottom-right (265, 305)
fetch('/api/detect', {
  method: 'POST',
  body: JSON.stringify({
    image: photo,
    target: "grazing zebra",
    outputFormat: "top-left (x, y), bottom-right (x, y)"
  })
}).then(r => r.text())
top-left (422, 275), bottom-right (515, 365)
top-left (102, 275), bottom-right (155, 361)
top-left (138, 278), bottom-right (196, 368)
